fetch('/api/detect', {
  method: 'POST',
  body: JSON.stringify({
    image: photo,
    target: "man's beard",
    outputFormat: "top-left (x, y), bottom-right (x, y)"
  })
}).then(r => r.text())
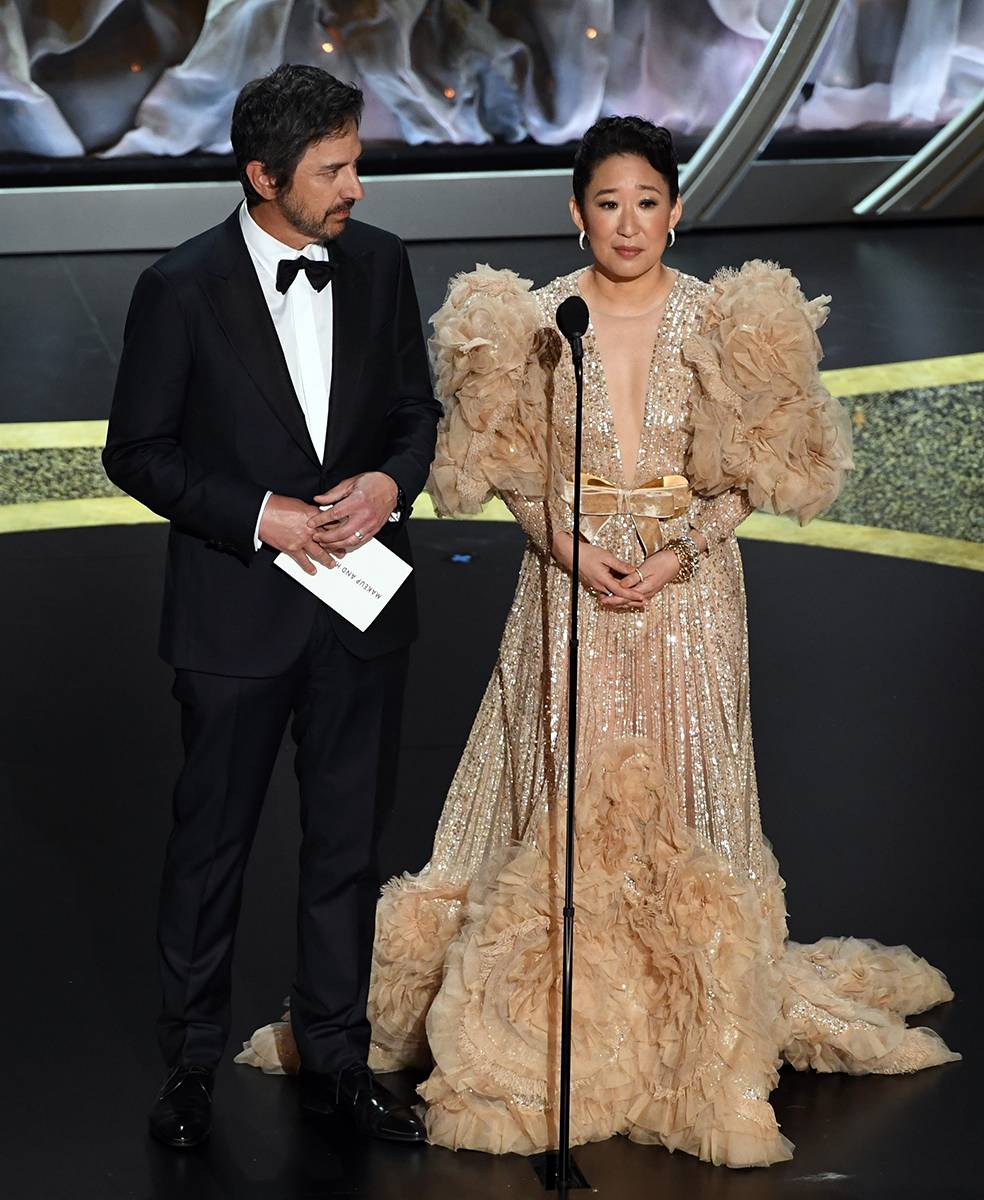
top-left (277, 187), bottom-right (351, 242)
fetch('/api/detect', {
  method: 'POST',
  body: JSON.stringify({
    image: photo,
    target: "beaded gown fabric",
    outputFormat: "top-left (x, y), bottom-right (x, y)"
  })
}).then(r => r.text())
top-left (237, 262), bottom-right (958, 1167)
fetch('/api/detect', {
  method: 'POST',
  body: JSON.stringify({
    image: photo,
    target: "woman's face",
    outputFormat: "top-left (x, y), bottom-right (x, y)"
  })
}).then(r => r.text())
top-left (571, 153), bottom-right (682, 281)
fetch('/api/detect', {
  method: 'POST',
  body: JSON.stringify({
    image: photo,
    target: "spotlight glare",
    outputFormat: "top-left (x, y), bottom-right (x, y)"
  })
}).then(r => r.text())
top-left (129, 62), bottom-right (142, 72)
top-left (585, 26), bottom-right (598, 39)
top-left (321, 41), bottom-right (334, 53)
top-left (443, 86), bottom-right (456, 99)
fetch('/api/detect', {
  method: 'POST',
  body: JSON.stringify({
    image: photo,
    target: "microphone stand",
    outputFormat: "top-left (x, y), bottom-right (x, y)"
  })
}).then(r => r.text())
top-left (531, 318), bottom-right (589, 1195)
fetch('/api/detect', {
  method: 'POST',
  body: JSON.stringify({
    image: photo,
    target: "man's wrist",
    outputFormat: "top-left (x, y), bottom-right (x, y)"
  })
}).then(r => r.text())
top-left (380, 473), bottom-right (405, 523)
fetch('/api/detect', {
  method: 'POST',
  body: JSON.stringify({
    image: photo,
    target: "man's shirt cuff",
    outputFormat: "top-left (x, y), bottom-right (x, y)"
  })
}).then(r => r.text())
top-left (253, 490), bottom-right (274, 551)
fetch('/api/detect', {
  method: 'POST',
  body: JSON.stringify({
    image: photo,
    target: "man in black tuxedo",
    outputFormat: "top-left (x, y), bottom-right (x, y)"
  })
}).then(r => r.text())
top-left (104, 65), bottom-right (440, 1148)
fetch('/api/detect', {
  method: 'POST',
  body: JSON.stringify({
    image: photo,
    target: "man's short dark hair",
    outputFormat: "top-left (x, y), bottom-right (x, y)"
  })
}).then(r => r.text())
top-left (573, 116), bottom-right (680, 210)
top-left (231, 64), bottom-right (364, 206)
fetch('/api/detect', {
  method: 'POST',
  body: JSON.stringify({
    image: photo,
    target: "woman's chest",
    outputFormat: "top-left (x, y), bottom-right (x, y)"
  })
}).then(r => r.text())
top-left (545, 276), bottom-right (707, 481)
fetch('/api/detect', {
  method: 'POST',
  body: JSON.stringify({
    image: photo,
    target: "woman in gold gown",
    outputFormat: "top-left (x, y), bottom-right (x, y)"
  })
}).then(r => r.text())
top-left (239, 117), bottom-right (958, 1167)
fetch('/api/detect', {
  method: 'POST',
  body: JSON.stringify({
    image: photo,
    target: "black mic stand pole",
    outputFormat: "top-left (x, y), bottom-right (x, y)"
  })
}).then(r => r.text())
top-left (532, 311), bottom-right (590, 1195)
top-left (559, 326), bottom-right (587, 1194)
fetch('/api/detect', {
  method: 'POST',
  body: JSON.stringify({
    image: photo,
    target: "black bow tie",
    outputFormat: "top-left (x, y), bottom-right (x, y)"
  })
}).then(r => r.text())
top-left (276, 256), bottom-right (334, 294)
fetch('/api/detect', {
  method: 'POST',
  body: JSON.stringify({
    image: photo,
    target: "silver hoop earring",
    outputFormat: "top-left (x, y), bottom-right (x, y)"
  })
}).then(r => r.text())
top-left (579, 230), bottom-right (587, 252)
top-left (667, 227), bottom-right (676, 249)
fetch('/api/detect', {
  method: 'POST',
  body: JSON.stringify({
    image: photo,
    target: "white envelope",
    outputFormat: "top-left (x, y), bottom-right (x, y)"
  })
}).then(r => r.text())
top-left (274, 539), bottom-right (412, 632)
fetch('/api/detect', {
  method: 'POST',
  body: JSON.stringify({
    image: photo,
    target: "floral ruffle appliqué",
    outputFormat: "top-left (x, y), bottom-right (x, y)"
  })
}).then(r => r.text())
top-left (236, 737), bottom-right (958, 1166)
top-left (427, 264), bottom-right (557, 516)
top-left (683, 259), bottom-right (854, 525)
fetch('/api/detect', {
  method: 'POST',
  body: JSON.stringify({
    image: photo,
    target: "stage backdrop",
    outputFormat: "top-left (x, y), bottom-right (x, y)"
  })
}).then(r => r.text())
top-left (2, 0), bottom-right (982, 160)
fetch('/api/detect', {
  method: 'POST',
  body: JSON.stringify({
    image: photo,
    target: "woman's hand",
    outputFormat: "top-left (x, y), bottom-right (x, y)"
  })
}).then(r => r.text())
top-left (551, 532), bottom-right (643, 608)
top-left (623, 531), bottom-right (708, 601)
top-left (623, 548), bottom-right (682, 601)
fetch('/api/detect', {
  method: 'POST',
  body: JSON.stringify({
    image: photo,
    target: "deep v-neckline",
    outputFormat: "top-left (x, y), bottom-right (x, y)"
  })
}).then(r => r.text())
top-left (577, 269), bottom-right (680, 487)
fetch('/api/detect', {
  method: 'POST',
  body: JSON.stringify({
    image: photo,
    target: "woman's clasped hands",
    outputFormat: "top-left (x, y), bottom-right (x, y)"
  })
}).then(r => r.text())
top-left (552, 532), bottom-right (680, 610)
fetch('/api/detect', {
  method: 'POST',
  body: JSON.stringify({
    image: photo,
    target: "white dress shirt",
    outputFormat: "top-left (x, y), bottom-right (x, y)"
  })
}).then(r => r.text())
top-left (239, 201), bottom-right (334, 549)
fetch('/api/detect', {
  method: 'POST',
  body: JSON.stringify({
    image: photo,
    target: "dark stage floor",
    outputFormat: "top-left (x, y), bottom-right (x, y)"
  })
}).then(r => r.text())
top-left (2, 517), bottom-right (979, 1200)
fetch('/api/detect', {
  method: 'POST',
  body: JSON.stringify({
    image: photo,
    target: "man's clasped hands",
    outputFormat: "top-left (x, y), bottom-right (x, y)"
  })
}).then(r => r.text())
top-left (258, 471), bottom-right (399, 575)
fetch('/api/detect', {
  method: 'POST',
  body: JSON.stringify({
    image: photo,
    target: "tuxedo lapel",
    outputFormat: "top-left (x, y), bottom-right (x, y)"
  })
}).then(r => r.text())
top-left (202, 212), bottom-right (320, 466)
top-left (323, 239), bottom-right (373, 468)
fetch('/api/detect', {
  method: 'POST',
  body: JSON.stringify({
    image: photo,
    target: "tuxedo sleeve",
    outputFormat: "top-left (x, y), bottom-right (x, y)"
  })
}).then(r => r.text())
top-left (103, 266), bottom-right (267, 556)
top-left (375, 245), bottom-right (442, 513)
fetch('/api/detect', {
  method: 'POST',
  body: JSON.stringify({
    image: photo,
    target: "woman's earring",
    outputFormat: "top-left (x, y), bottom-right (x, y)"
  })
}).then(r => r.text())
top-left (579, 230), bottom-right (587, 252)
top-left (667, 227), bottom-right (676, 249)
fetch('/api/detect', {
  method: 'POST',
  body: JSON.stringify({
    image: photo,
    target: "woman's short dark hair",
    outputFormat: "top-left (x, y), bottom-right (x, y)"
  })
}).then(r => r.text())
top-left (573, 116), bottom-right (679, 210)
top-left (231, 64), bottom-right (364, 206)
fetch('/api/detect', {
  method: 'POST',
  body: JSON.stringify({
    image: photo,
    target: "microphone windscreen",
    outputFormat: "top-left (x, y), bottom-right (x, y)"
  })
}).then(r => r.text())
top-left (556, 295), bottom-right (589, 341)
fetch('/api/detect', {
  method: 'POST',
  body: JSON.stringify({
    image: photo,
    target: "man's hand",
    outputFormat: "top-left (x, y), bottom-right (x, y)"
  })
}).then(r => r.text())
top-left (308, 472), bottom-right (399, 552)
top-left (258, 494), bottom-right (340, 575)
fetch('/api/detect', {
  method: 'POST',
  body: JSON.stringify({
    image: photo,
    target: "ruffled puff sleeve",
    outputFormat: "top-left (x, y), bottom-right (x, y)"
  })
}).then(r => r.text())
top-left (682, 259), bottom-right (854, 527)
top-left (426, 265), bottom-right (559, 551)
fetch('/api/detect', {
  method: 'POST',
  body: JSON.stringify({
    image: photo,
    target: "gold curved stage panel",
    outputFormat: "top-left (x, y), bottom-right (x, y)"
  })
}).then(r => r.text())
top-left (2, 354), bottom-right (983, 572)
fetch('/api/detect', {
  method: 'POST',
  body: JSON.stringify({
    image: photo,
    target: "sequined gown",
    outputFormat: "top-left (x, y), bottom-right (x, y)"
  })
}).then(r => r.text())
top-left (238, 263), bottom-right (958, 1167)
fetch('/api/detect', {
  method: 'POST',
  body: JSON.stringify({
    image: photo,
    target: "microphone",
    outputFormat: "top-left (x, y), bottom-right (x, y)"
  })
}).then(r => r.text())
top-left (556, 296), bottom-right (589, 364)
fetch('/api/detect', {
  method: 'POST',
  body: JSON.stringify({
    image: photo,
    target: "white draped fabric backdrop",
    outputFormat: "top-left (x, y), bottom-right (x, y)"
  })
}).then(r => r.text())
top-left (1, 0), bottom-right (982, 158)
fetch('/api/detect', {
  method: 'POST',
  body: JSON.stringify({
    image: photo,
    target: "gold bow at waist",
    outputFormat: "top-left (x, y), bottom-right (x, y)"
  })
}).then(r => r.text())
top-left (556, 474), bottom-right (692, 556)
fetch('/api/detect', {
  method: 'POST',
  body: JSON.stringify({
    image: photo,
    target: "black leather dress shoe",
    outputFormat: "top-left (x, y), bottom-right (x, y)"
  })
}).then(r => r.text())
top-left (300, 1064), bottom-right (425, 1143)
top-left (148, 1065), bottom-right (214, 1148)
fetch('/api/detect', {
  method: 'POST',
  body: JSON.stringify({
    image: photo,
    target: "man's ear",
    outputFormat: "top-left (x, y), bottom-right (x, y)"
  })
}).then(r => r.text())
top-left (245, 160), bottom-right (278, 202)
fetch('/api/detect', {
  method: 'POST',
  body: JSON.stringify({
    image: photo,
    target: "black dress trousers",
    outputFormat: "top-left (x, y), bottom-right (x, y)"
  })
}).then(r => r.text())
top-left (156, 605), bottom-right (407, 1075)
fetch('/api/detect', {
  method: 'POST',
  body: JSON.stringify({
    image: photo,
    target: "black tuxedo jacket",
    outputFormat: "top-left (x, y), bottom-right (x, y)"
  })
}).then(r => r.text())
top-left (104, 210), bottom-right (440, 675)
